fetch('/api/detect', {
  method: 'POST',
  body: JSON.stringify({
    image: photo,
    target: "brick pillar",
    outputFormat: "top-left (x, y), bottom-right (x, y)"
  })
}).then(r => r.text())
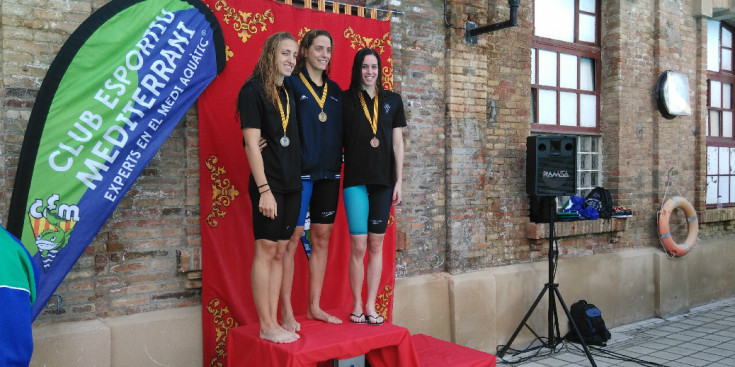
top-left (389, 0), bottom-right (451, 275)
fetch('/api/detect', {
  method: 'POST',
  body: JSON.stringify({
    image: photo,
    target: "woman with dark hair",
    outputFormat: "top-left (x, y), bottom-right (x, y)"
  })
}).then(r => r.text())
top-left (280, 29), bottom-right (344, 331)
top-left (237, 31), bottom-right (301, 343)
top-left (342, 48), bottom-right (405, 326)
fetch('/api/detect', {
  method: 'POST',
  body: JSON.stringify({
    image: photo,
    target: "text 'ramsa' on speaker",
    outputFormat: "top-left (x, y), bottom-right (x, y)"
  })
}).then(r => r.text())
top-left (526, 135), bottom-right (577, 197)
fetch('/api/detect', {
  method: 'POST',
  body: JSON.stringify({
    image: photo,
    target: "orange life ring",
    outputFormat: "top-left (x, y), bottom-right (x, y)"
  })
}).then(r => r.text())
top-left (657, 196), bottom-right (698, 257)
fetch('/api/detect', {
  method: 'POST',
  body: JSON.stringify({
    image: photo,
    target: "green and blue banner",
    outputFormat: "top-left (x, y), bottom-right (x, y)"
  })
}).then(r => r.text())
top-left (6, 0), bottom-right (225, 319)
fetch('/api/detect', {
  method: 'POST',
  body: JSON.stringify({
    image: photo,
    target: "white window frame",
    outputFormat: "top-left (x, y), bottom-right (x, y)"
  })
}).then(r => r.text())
top-left (707, 20), bottom-right (735, 207)
top-left (532, 0), bottom-right (603, 200)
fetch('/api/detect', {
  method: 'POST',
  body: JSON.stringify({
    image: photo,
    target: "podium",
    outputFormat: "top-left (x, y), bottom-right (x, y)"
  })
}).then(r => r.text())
top-left (225, 314), bottom-right (419, 367)
top-left (412, 334), bottom-right (496, 367)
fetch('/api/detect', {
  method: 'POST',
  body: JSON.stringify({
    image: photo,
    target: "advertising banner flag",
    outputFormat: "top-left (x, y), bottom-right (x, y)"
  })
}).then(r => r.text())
top-left (6, 0), bottom-right (225, 319)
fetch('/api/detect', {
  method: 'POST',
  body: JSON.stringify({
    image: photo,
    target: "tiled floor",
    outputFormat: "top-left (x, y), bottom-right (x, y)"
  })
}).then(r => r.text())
top-left (498, 297), bottom-right (735, 367)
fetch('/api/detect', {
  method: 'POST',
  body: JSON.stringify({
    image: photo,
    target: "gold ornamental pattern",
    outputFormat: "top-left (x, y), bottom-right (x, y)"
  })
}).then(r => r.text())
top-left (214, 0), bottom-right (275, 45)
top-left (206, 298), bottom-right (240, 367)
top-left (375, 284), bottom-right (394, 319)
top-left (297, 27), bottom-right (312, 44)
top-left (382, 58), bottom-right (394, 91)
top-left (343, 28), bottom-right (392, 54)
top-left (204, 156), bottom-right (240, 228)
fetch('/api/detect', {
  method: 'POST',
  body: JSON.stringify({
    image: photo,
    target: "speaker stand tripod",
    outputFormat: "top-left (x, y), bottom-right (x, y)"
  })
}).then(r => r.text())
top-left (497, 197), bottom-right (596, 366)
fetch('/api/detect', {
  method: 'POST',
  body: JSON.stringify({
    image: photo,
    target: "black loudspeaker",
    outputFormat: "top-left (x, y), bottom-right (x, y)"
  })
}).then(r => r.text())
top-left (526, 135), bottom-right (577, 197)
top-left (529, 195), bottom-right (556, 223)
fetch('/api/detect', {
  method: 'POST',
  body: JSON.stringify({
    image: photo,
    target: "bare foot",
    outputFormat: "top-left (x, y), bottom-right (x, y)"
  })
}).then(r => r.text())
top-left (281, 314), bottom-right (301, 332)
top-left (307, 307), bottom-right (342, 324)
top-left (259, 327), bottom-right (299, 343)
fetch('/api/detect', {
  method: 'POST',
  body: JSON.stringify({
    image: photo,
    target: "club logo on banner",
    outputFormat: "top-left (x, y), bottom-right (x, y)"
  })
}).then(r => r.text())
top-left (7, 0), bottom-right (225, 320)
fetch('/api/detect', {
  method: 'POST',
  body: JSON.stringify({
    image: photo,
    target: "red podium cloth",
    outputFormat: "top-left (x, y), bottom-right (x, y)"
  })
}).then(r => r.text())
top-left (226, 315), bottom-right (419, 367)
top-left (198, 1), bottom-right (397, 366)
top-left (412, 334), bottom-right (496, 367)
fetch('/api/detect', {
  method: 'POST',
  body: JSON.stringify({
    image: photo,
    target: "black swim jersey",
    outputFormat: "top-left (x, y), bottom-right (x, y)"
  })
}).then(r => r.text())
top-left (342, 89), bottom-right (406, 189)
top-left (239, 78), bottom-right (302, 193)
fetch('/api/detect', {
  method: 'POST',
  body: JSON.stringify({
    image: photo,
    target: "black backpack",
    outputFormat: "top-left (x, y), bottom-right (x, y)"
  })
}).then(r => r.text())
top-left (584, 187), bottom-right (613, 219)
top-left (565, 300), bottom-right (612, 346)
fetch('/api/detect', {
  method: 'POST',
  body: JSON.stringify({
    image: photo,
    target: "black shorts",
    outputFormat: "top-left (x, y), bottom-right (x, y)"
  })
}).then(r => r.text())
top-left (248, 184), bottom-right (301, 241)
top-left (297, 179), bottom-right (341, 226)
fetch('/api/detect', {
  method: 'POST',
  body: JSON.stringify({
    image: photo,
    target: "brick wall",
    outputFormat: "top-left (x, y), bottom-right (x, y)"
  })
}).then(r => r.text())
top-left (601, 1), bottom-right (702, 250)
top-left (479, 2), bottom-right (534, 266)
top-left (444, 1), bottom-right (491, 273)
top-left (388, 0), bottom-right (450, 277)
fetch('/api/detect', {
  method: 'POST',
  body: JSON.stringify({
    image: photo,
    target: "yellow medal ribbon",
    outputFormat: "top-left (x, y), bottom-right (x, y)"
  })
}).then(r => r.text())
top-left (299, 72), bottom-right (328, 122)
top-left (276, 86), bottom-right (290, 135)
top-left (358, 91), bottom-right (379, 136)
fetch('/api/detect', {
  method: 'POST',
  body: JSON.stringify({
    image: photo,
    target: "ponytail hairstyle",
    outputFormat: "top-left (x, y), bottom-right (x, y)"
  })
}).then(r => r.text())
top-left (295, 29), bottom-right (334, 80)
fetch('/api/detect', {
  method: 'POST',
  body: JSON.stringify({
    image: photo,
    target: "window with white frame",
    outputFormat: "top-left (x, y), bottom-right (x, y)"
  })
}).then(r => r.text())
top-left (706, 19), bottom-right (735, 207)
top-left (577, 135), bottom-right (601, 198)
top-left (532, 0), bottom-right (602, 197)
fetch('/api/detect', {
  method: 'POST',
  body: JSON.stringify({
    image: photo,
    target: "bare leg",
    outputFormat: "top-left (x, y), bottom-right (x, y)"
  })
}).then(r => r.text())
top-left (252, 239), bottom-right (298, 343)
top-left (364, 233), bottom-right (386, 324)
top-left (306, 223), bottom-right (341, 324)
top-left (349, 234), bottom-right (368, 319)
top-left (279, 226), bottom-right (303, 332)
top-left (269, 239), bottom-right (290, 329)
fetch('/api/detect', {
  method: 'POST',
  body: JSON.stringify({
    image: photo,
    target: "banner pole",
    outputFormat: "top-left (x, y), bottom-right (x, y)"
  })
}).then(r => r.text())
top-left (274, 0), bottom-right (404, 16)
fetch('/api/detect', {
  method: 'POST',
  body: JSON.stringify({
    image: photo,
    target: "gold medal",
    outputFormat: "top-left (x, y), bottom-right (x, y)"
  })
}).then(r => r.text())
top-left (359, 91), bottom-right (380, 148)
top-left (299, 73), bottom-right (328, 123)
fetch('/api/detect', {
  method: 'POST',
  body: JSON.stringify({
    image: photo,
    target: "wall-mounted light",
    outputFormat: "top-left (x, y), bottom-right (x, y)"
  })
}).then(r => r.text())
top-left (466, 0), bottom-right (520, 44)
top-left (655, 71), bottom-right (691, 119)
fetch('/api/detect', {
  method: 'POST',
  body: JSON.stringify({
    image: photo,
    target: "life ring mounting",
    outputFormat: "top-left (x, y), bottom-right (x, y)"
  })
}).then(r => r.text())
top-left (657, 196), bottom-right (698, 257)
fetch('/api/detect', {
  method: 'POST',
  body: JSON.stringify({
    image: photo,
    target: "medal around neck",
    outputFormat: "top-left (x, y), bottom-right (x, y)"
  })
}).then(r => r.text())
top-left (299, 73), bottom-right (328, 123)
top-left (276, 86), bottom-right (290, 147)
top-left (359, 92), bottom-right (380, 148)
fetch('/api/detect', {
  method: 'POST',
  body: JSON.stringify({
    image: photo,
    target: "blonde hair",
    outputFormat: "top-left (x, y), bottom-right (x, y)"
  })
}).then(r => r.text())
top-left (249, 32), bottom-right (297, 107)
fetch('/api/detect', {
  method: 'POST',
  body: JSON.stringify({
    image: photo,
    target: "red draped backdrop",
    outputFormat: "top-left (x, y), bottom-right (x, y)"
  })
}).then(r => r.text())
top-left (197, 1), bottom-right (395, 365)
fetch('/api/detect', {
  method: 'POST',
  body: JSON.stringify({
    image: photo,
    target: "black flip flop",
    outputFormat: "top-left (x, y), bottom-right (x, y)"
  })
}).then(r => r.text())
top-left (366, 314), bottom-right (384, 326)
top-left (350, 313), bottom-right (366, 324)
